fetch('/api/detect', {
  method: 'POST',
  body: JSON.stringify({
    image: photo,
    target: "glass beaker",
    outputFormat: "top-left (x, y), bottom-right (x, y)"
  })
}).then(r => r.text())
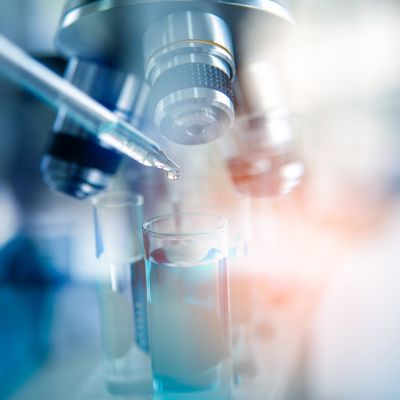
top-left (143, 213), bottom-right (232, 400)
top-left (93, 192), bottom-right (151, 396)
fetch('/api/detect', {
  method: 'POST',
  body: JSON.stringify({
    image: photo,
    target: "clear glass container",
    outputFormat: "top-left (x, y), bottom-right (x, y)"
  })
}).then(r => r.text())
top-left (93, 192), bottom-right (151, 396)
top-left (143, 213), bottom-right (232, 400)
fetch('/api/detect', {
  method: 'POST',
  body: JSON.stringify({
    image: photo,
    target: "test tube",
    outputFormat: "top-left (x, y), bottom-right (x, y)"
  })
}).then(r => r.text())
top-left (143, 213), bottom-right (232, 400)
top-left (93, 192), bottom-right (151, 396)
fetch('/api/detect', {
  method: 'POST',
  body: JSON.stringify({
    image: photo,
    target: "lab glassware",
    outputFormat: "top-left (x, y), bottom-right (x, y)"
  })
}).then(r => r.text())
top-left (93, 192), bottom-right (151, 395)
top-left (143, 213), bottom-right (232, 400)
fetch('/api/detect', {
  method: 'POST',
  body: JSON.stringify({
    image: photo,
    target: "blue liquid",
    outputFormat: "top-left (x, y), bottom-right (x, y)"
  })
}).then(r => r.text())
top-left (130, 258), bottom-right (149, 352)
top-left (146, 252), bottom-right (231, 399)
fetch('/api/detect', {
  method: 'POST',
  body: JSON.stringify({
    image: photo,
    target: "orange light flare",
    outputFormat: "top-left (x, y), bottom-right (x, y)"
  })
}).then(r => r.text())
top-left (228, 174), bottom-right (392, 348)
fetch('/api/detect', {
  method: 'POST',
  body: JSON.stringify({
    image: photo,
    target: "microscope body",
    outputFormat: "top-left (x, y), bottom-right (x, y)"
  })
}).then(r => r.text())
top-left (41, 0), bottom-right (299, 199)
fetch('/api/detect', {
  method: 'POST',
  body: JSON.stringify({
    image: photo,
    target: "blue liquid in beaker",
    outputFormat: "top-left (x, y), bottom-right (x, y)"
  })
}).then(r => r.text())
top-left (146, 250), bottom-right (231, 399)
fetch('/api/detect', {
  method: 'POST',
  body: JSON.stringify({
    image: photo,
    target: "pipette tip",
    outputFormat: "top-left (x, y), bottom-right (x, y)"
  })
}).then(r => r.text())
top-left (165, 160), bottom-right (180, 181)
top-left (152, 150), bottom-right (180, 180)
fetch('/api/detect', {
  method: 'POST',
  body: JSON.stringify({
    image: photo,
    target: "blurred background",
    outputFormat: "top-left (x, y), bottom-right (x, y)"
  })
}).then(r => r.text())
top-left (1, 0), bottom-right (400, 399)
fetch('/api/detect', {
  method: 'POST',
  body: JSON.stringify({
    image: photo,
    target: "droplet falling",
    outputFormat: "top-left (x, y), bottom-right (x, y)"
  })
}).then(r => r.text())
top-left (167, 170), bottom-right (180, 181)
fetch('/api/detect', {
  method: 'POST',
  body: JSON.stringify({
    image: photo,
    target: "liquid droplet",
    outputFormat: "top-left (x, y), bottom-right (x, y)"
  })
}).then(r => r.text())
top-left (167, 170), bottom-right (179, 181)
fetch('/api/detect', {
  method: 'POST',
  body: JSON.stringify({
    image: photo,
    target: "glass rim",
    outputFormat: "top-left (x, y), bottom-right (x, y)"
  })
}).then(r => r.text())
top-left (142, 212), bottom-right (227, 238)
top-left (92, 191), bottom-right (143, 209)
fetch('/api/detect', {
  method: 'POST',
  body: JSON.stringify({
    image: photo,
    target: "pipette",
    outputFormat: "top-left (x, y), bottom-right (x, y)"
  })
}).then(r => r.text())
top-left (0, 34), bottom-right (180, 179)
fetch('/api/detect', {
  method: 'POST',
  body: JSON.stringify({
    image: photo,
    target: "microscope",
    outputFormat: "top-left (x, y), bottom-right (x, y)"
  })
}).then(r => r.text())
top-left (37, 0), bottom-right (301, 199)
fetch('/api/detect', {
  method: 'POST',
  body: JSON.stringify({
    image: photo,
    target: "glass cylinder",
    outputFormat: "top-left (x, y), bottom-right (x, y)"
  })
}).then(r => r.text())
top-left (93, 192), bottom-right (151, 396)
top-left (143, 213), bottom-right (232, 400)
